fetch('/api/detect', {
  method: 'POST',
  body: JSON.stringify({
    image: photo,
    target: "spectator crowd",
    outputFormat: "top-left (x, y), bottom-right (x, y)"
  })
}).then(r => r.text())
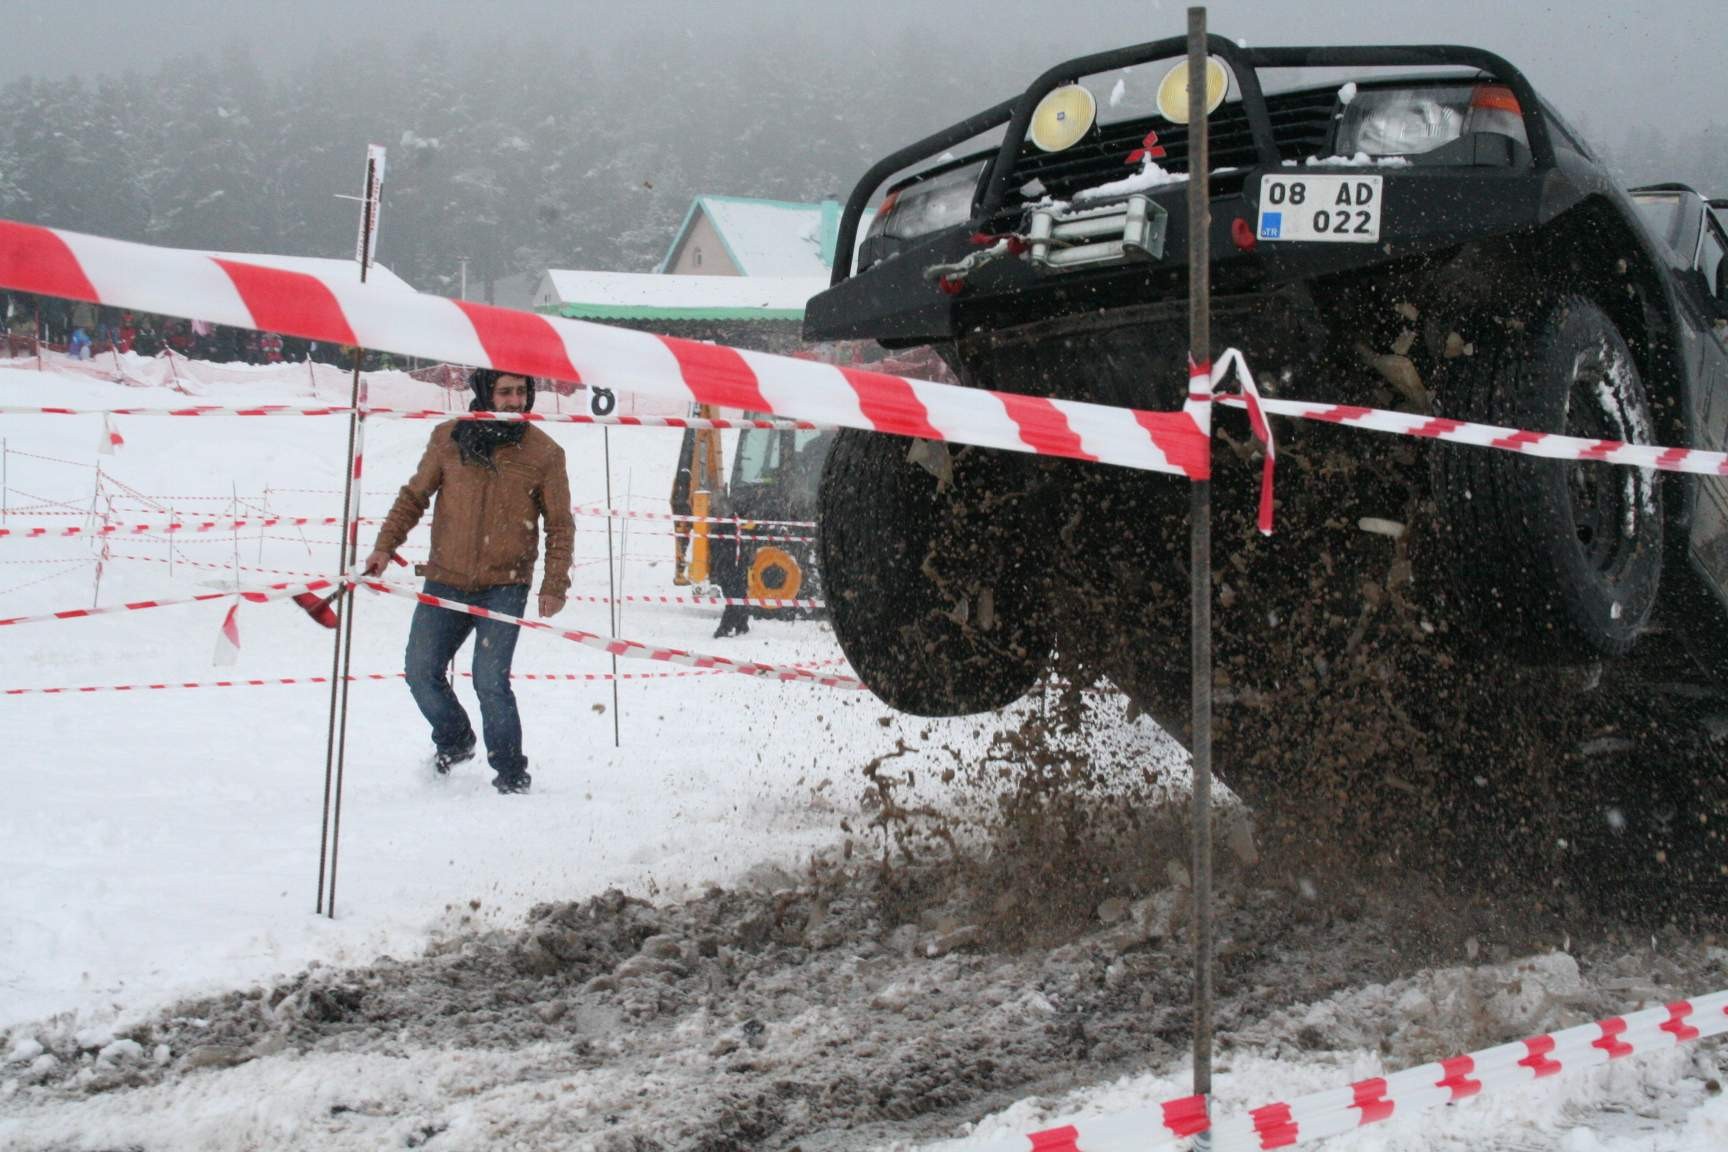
top-left (2, 290), bottom-right (404, 370)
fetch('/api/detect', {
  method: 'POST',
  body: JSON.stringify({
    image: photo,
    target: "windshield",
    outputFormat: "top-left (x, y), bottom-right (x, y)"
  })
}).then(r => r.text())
top-left (733, 428), bottom-right (782, 487)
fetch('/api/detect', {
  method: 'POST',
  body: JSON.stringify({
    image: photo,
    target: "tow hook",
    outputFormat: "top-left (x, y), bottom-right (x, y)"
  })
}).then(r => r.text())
top-left (924, 234), bottom-right (1029, 293)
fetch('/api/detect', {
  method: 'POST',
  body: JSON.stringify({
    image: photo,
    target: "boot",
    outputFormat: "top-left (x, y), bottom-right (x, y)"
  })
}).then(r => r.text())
top-left (433, 738), bottom-right (476, 776)
top-left (493, 759), bottom-right (532, 794)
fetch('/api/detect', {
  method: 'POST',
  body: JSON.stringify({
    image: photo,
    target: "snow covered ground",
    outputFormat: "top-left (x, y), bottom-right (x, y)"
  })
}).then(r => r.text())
top-left (0, 352), bottom-right (940, 1029)
top-left (1, 354), bottom-right (1724, 1150)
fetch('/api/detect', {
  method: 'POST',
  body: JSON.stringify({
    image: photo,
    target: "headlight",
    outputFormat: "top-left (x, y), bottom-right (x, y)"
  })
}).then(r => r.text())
top-left (1334, 83), bottom-right (1527, 158)
top-left (866, 159), bottom-right (988, 246)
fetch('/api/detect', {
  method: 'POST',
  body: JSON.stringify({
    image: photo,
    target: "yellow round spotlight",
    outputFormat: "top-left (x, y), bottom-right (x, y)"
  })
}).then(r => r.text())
top-left (1028, 84), bottom-right (1097, 153)
top-left (1155, 57), bottom-right (1230, 124)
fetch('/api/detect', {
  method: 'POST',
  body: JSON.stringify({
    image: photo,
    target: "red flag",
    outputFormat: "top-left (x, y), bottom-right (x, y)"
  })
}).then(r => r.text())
top-left (212, 601), bottom-right (242, 665)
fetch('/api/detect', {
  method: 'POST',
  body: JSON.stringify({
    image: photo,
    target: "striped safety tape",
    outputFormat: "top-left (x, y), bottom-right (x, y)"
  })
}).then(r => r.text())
top-left (952, 989), bottom-right (1728, 1152)
top-left (0, 576), bottom-right (336, 627)
top-left (574, 507), bottom-right (817, 530)
top-left (0, 219), bottom-right (1213, 479)
top-left (95, 554), bottom-right (823, 610)
top-left (0, 404), bottom-right (829, 432)
top-left (0, 405), bottom-right (353, 416)
top-left (1209, 990), bottom-right (1728, 1149)
top-left (366, 409), bottom-right (830, 432)
top-left (1213, 391), bottom-right (1728, 476)
top-left (2, 515), bottom-right (815, 546)
top-left (0, 669), bottom-right (732, 696)
top-left (0, 517), bottom-right (345, 538)
top-left (356, 577), bottom-right (861, 689)
top-left (561, 591), bottom-right (825, 610)
top-left (104, 553), bottom-right (327, 581)
top-left (10, 354), bottom-right (1722, 484)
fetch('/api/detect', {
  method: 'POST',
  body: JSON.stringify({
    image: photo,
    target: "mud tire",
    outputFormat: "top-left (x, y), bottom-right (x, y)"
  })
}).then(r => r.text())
top-left (1432, 295), bottom-right (1662, 658)
top-left (817, 429), bottom-right (1052, 716)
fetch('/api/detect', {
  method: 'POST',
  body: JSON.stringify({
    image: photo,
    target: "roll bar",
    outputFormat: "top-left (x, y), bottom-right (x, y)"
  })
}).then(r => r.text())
top-left (829, 35), bottom-right (1553, 284)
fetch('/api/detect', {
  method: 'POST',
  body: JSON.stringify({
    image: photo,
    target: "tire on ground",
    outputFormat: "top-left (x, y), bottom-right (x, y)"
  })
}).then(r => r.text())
top-left (1431, 294), bottom-right (1662, 658)
top-left (818, 428), bottom-right (1053, 716)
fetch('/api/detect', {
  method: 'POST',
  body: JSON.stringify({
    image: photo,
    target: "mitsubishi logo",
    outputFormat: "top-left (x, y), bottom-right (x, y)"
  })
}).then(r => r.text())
top-left (1127, 129), bottom-right (1167, 165)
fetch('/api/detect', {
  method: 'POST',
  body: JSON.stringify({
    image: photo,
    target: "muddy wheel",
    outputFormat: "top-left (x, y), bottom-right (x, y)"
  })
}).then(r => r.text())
top-left (818, 429), bottom-right (1053, 716)
top-left (1432, 295), bottom-right (1662, 658)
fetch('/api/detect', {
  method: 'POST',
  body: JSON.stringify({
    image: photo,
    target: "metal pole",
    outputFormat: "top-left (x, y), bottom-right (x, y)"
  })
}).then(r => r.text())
top-left (95, 491), bottom-right (111, 607)
top-left (87, 464), bottom-right (103, 608)
top-left (1185, 4), bottom-right (1216, 1121)
top-left (318, 150), bottom-right (380, 917)
top-left (3, 437), bottom-right (8, 521)
top-left (316, 357), bottom-right (361, 915)
top-left (231, 481), bottom-right (241, 588)
top-left (619, 468), bottom-right (633, 630)
top-left (602, 427), bottom-right (621, 747)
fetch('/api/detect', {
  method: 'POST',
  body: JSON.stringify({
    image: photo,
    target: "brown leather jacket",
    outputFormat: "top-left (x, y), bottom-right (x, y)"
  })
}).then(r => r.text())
top-left (374, 421), bottom-right (575, 598)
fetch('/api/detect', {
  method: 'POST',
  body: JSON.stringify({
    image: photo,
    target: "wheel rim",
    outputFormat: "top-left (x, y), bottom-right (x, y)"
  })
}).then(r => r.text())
top-left (1564, 346), bottom-right (1655, 582)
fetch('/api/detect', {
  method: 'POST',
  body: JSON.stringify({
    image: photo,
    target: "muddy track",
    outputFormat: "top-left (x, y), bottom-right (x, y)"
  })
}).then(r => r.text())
top-left (7, 788), bottom-right (1725, 1152)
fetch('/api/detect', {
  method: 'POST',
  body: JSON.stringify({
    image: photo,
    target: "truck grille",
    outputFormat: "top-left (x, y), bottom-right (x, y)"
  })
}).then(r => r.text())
top-left (1005, 88), bottom-right (1338, 209)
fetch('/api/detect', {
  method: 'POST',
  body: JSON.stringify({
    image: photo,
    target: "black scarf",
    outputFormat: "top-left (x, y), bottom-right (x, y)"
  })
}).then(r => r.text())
top-left (452, 399), bottom-right (528, 469)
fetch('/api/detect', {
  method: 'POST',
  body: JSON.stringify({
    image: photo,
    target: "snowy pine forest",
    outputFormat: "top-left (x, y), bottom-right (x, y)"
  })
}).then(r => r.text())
top-left (1, 26), bottom-right (1721, 296)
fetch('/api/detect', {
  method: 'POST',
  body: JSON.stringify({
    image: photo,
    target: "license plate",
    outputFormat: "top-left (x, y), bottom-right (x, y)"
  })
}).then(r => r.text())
top-left (1256, 174), bottom-right (1384, 243)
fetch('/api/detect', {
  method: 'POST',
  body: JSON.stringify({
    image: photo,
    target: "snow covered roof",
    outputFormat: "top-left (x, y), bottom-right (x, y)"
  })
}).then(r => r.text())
top-left (200, 250), bottom-right (417, 293)
top-left (658, 196), bottom-right (840, 277)
top-left (536, 270), bottom-right (828, 321)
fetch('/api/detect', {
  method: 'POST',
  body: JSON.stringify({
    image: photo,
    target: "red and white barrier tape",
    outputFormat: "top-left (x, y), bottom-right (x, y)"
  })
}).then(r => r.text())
top-left (0, 555), bottom-right (100, 566)
top-left (0, 516), bottom-right (344, 538)
top-left (574, 507), bottom-right (817, 530)
top-left (1210, 990), bottom-right (1728, 1150)
top-left (356, 577), bottom-right (860, 689)
top-left (961, 989), bottom-right (1728, 1152)
top-left (1193, 350), bottom-right (1277, 534)
top-left (0, 403), bottom-right (828, 432)
top-left (0, 559), bottom-right (92, 598)
top-left (563, 591), bottom-right (824, 610)
top-left (4, 515), bottom-right (815, 547)
top-left (267, 487), bottom-right (398, 497)
top-left (661, 527), bottom-right (815, 544)
top-left (0, 220), bottom-right (1213, 479)
top-left (13, 356), bottom-right (1712, 513)
top-left (365, 408), bottom-right (830, 432)
top-left (1213, 390), bottom-right (1728, 476)
top-left (105, 551), bottom-right (327, 582)
top-left (107, 493), bottom-right (261, 503)
top-left (1, 669), bottom-right (732, 696)
top-left (0, 447), bottom-right (100, 469)
top-left (0, 576), bottom-right (336, 628)
top-left (0, 404), bottom-right (352, 417)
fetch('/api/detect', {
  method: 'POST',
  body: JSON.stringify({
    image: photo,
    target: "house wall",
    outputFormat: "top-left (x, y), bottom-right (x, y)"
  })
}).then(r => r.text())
top-left (665, 212), bottom-right (741, 276)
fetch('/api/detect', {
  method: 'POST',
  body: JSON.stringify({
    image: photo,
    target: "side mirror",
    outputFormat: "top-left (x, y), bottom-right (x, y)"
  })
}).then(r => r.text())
top-left (1682, 267), bottom-right (1728, 319)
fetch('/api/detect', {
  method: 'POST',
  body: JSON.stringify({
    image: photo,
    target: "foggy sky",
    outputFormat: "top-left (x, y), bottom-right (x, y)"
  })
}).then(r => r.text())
top-left (3, 0), bottom-right (1721, 153)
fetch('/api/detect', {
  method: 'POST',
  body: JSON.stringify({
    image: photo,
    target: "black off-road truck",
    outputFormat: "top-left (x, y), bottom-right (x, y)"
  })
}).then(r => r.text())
top-left (805, 36), bottom-right (1728, 760)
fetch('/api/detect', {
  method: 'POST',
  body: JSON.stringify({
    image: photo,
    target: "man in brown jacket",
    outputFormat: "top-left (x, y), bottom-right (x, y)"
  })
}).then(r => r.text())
top-left (365, 369), bottom-right (574, 794)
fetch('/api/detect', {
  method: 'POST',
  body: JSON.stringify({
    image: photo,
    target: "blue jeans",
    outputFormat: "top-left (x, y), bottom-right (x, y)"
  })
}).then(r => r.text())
top-left (405, 580), bottom-right (530, 775)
